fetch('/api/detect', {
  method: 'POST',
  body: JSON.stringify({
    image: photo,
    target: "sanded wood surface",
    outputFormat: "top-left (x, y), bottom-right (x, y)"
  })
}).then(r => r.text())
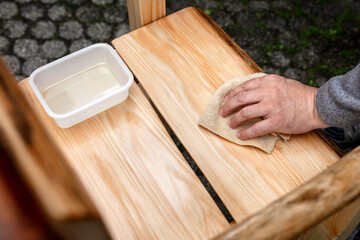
top-left (112, 7), bottom-right (356, 237)
top-left (18, 79), bottom-right (229, 239)
top-left (0, 56), bottom-right (96, 220)
top-left (127, 0), bottom-right (166, 31)
top-left (213, 146), bottom-right (360, 240)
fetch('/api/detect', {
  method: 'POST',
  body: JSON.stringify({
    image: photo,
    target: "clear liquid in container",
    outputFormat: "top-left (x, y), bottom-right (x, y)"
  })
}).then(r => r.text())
top-left (42, 63), bottom-right (123, 114)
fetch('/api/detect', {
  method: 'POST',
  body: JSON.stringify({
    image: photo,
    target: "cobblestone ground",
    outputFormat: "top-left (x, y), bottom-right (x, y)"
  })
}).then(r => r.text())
top-left (0, 0), bottom-right (359, 85)
top-left (1, 0), bottom-right (360, 232)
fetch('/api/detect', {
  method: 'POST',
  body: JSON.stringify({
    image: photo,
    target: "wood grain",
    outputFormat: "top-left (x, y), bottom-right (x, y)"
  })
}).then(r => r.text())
top-left (0, 55), bottom-right (96, 220)
top-left (18, 79), bottom-right (229, 239)
top-left (127, 0), bottom-right (166, 31)
top-left (112, 7), bottom-right (358, 238)
top-left (212, 146), bottom-right (360, 240)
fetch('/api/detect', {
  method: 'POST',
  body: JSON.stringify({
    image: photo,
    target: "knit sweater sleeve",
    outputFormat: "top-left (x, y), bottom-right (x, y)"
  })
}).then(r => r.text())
top-left (316, 64), bottom-right (360, 127)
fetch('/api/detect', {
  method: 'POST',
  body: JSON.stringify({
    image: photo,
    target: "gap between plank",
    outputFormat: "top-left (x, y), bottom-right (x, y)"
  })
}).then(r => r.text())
top-left (137, 82), bottom-right (235, 223)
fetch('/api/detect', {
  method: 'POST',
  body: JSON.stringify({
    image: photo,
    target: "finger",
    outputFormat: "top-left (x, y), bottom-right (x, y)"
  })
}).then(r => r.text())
top-left (228, 104), bottom-right (268, 129)
top-left (224, 77), bottom-right (263, 103)
top-left (236, 119), bottom-right (274, 140)
top-left (219, 90), bottom-right (261, 117)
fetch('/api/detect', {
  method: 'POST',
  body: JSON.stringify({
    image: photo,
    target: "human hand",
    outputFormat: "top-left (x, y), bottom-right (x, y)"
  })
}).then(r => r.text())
top-left (218, 74), bottom-right (330, 140)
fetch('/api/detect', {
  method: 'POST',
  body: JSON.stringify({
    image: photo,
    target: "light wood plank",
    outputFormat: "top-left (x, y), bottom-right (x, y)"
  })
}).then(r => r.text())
top-left (212, 146), bottom-right (360, 240)
top-left (112, 7), bottom-right (357, 238)
top-left (18, 79), bottom-right (229, 240)
top-left (127, 0), bottom-right (166, 31)
top-left (0, 56), bottom-right (96, 220)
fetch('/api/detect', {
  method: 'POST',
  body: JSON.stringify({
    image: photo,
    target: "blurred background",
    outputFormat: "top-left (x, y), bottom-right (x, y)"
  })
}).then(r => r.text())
top-left (0, 0), bottom-right (359, 86)
top-left (0, 0), bottom-right (360, 239)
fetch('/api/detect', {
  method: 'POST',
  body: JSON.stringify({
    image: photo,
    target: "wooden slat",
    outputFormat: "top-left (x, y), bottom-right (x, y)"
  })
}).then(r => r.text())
top-left (127, 0), bottom-right (166, 31)
top-left (0, 55), bottom-right (96, 220)
top-left (18, 79), bottom-right (229, 240)
top-left (212, 146), bottom-right (360, 240)
top-left (112, 7), bottom-right (358, 238)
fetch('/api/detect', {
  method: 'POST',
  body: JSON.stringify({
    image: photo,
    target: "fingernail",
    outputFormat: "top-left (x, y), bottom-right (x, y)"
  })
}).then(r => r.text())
top-left (236, 132), bottom-right (241, 138)
top-left (219, 108), bottom-right (223, 116)
top-left (224, 95), bottom-right (229, 103)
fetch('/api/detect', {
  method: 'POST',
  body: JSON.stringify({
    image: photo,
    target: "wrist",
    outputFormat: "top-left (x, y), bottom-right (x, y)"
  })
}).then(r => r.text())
top-left (310, 87), bottom-right (330, 129)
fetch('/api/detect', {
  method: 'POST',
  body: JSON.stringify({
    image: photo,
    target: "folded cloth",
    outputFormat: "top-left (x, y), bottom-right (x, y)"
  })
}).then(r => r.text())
top-left (198, 73), bottom-right (290, 154)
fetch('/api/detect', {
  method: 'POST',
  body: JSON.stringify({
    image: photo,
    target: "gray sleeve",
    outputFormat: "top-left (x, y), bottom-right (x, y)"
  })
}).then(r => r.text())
top-left (316, 64), bottom-right (360, 127)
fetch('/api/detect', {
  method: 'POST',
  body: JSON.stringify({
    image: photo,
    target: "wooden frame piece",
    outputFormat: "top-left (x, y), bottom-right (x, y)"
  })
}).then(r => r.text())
top-left (127, 0), bottom-right (166, 31)
top-left (0, 56), bottom-right (97, 220)
top-left (213, 146), bottom-right (360, 240)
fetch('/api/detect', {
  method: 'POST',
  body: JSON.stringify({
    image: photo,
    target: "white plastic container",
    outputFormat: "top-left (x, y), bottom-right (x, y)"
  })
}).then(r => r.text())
top-left (29, 43), bottom-right (133, 128)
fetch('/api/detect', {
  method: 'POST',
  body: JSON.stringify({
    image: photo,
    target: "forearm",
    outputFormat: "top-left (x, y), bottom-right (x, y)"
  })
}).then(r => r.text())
top-left (316, 64), bottom-right (360, 127)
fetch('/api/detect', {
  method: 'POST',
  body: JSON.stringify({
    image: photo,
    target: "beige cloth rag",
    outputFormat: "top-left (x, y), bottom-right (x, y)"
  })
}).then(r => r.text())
top-left (198, 73), bottom-right (290, 154)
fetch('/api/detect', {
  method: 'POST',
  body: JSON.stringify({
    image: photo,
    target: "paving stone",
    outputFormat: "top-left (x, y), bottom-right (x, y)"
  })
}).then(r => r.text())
top-left (114, 23), bottom-right (130, 38)
top-left (117, 0), bottom-right (127, 7)
top-left (279, 31), bottom-right (300, 49)
top-left (315, 14), bottom-right (336, 30)
top-left (236, 12), bottom-right (258, 31)
top-left (40, 0), bottom-right (58, 4)
top-left (307, 35), bottom-right (328, 53)
top-left (271, 0), bottom-right (295, 12)
top-left (3, 20), bottom-right (28, 39)
top-left (103, 7), bottom-right (126, 24)
top-left (212, 11), bottom-right (233, 28)
top-left (244, 47), bottom-right (265, 65)
top-left (48, 4), bottom-right (72, 21)
top-left (283, 68), bottom-right (308, 84)
top-left (22, 56), bottom-right (47, 76)
top-left (261, 66), bottom-right (281, 75)
top-left (42, 40), bottom-right (67, 59)
top-left (268, 50), bottom-right (290, 68)
top-left (31, 21), bottom-right (56, 39)
top-left (169, 0), bottom-right (194, 12)
top-left (13, 39), bottom-right (39, 59)
top-left (223, 0), bottom-right (245, 14)
top-left (92, 0), bottom-right (113, 5)
top-left (0, 2), bottom-right (19, 20)
top-left (197, 0), bottom-right (218, 10)
top-left (21, 4), bottom-right (45, 21)
top-left (343, 20), bottom-right (360, 36)
top-left (322, 2), bottom-right (346, 18)
top-left (59, 21), bottom-right (84, 40)
top-left (293, 49), bottom-right (319, 69)
top-left (264, 13), bottom-right (286, 32)
top-left (300, 1), bottom-right (322, 18)
top-left (314, 76), bottom-right (327, 87)
top-left (350, 2), bottom-right (360, 15)
top-left (288, 16), bottom-right (311, 32)
top-left (15, 0), bottom-right (31, 3)
top-left (0, 36), bottom-right (10, 54)
top-left (248, 0), bottom-right (270, 12)
top-left (76, 5), bottom-right (100, 23)
top-left (66, 0), bottom-right (86, 6)
top-left (322, 50), bottom-right (347, 69)
top-left (87, 23), bottom-right (112, 41)
top-left (251, 29), bottom-right (277, 47)
top-left (3, 55), bottom-right (21, 74)
top-left (69, 39), bottom-right (93, 53)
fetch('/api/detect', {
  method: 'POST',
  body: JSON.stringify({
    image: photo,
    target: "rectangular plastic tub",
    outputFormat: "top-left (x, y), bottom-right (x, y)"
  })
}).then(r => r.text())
top-left (29, 43), bottom-right (133, 128)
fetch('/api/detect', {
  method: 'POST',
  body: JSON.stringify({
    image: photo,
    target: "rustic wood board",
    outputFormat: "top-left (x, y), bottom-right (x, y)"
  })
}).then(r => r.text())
top-left (112, 6), bottom-right (343, 226)
top-left (18, 79), bottom-right (229, 239)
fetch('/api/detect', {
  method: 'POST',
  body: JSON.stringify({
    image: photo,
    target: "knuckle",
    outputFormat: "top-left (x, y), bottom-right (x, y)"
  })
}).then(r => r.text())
top-left (251, 124), bottom-right (262, 134)
top-left (237, 92), bottom-right (246, 103)
top-left (241, 107), bottom-right (251, 118)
